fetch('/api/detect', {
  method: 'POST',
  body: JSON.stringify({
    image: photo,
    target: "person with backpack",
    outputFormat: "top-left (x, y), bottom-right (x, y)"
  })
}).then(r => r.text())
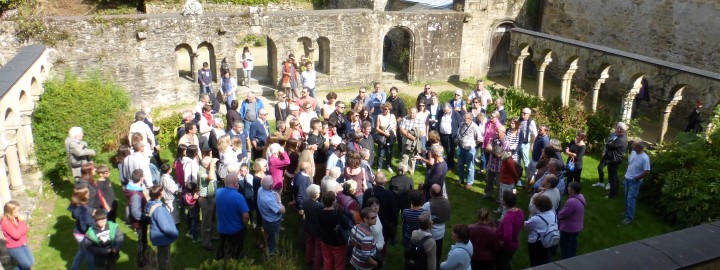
top-left (406, 211), bottom-right (436, 270)
top-left (83, 211), bottom-right (123, 270)
top-left (524, 195), bottom-right (559, 267)
top-left (440, 224), bottom-right (473, 270)
top-left (126, 169), bottom-right (149, 268)
top-left (558, 181), bottom-right (585, 259)
top-left (146, 185), bottom-right (179, 270)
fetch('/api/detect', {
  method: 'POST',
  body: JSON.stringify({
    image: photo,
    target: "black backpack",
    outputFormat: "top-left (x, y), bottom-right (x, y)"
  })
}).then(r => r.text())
top-left (404, 235), bottom-right (432, 270)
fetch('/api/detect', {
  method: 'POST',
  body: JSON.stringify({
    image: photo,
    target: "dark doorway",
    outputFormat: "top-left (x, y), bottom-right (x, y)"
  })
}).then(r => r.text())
top-left (488, 23), bottom-right (514, 75)
top-left (266, 37), bottom-right (278, 84)
top-left (383, 27), bottom-right (413, 82)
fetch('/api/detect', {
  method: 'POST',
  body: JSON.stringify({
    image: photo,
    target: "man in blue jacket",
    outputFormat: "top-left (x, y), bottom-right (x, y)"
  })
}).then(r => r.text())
top-left (239, 92), bottom-right (265, 132)
top-left (146, 185), bottom-right (179, 270)
top-left (216, 173), bottom-right (250, 259)
top-left (249, 108), bottom-right (270, 160)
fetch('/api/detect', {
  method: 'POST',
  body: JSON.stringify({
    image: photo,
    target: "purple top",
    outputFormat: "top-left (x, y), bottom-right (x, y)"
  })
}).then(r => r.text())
top-left (269, 152), bottom-right (290, 190)
top-left (496, 208), bottom-right (524, 249)
top-left (558, 194), bottom-right (586, 233)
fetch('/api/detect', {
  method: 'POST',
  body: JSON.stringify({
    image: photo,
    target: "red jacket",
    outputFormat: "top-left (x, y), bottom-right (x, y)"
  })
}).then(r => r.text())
top-left (1, 217), bottom-right (28, 248)
top-left (500, 157), bottom-right (518, 185)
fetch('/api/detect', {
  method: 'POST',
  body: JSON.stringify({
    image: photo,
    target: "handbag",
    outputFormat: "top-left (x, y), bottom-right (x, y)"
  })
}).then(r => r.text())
top-left (334, 209), bottom-right (350, 242)
top-left (567, 157), bottom-right (576, 172)
top-left (243, 60), bottom-right (249, 69)
top-left (216, 90), bottom-right (226, 104)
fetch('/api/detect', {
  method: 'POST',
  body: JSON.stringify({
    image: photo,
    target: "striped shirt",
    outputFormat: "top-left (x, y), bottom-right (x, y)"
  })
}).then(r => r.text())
top-left (402, 208), bottom-right (425, 242)
top-left (350, 223), bottom-right (377, 270)
top-left (506, 131), bottom-right (520, 162)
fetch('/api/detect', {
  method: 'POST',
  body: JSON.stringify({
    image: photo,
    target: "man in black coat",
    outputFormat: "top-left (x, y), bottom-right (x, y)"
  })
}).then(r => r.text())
top-left (362, 172), bottom-right (399, 246)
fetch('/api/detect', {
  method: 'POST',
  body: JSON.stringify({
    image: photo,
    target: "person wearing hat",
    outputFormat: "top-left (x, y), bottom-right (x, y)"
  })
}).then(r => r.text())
top-left (285, 104), bottom-right (301, 129)
top-left (451, 89), bottom-right (467, 113)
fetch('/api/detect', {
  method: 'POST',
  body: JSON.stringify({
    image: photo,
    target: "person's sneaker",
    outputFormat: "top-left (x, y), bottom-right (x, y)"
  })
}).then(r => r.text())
top-left (605, 183), bottom-right (611, 190)
top-left (592, 182), bottom-right (604, 187)
top-left (387, 167), bottom-right (394, 174)
top-left (621, 219), bottom-right (632, 225)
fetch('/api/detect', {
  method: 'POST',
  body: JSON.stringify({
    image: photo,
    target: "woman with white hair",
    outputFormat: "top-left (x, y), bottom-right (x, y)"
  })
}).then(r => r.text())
top-left (321, 167), bottom-right (342, 195)
top-left (302, 184), bottom-right (323, 269)
top-left (268, 143), bottom-right (291, 191)
top-left (257, 175), bottom-right (286, 255)
top-left (65, 126), bottom-right (96, 180)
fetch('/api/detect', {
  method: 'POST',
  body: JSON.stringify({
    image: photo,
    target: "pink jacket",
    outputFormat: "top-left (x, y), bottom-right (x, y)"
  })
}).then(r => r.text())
top-left (269, 152), bottom-right (291, 190)
top-left (1, 218), bottom-right (28, 248)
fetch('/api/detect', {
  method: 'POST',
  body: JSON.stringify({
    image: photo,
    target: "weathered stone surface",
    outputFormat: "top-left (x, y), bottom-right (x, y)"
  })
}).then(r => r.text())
top-left (542, 0), bottom-right (720, 74)
top-left (1, 10), bottom-right (463, 106)
top-left (182, 0), bottom-right (204, 16)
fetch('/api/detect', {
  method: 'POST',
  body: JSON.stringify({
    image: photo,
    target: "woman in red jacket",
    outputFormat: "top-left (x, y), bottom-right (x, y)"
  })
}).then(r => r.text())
top-left (1, 200), bottom-right (34, 270)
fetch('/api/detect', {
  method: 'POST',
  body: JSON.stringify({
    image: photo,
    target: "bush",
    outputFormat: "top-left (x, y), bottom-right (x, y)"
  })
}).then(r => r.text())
top-left (33, 72), bottom-right (130, 180)
top-left (154, 112), bottom-right (183, 154)
top-left (644, 105), bottom-right (720, 228)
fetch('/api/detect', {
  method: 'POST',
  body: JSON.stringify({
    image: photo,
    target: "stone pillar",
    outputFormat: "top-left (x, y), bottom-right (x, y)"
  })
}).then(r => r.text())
top-left (4, 128), bottom-right (24, 191)
top-left (534, 58), bottom-right (552, 99)
top-left (591, 75), bottom-right (608, 113)
top-left (510, 52), bottom-right (529, 88)
top-left (621, 87), bottom-right (641, 122)
top-left (192, 53), bottom-right (199, 82)
top-left (658, 100), bottom-right (679, 144)
top-left (560, 66), bottom-right (578, 106)
top-left (0, 148), bottom-right (11, 205)
top-left (19, 111), bottom-right (36, 167)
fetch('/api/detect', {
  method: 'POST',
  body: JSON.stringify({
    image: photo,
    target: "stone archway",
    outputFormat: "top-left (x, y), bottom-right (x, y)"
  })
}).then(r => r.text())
top-left (175, 43), bottom-right (194, 81)
top-left (296, 37), bottom-right (314, 61)
top-left (488, 22), bottom-right (515, 75)
top-left (266, 37), bottom-right (278, 85)
top-left (197, 42), bottom-right (217, 82)
top-left (383, 26), bottom-right (414, 82)
top-left (316, 37), bottom-right (330, 74)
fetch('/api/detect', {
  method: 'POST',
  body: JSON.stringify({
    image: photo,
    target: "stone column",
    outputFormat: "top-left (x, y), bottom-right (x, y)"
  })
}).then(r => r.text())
top-left (560, 66), bottom-right (578, 106)
top-left (19, 110), bottom-right (36, 167)
top-left (534, 58), bottom-right (552, 99)
top-left (510, 52), bottom-right (529, 88)
top-left (192, 53), bottom-right (199, 82)
top-left (591, 75), bottom-right (608, 113)
top-left (4, 128), bottom-right (24, 191)
top-left (621, 87), bottom-right (641, 122)
top-left (658, 100), bottom-right (679, 144)
top-left (0, 148), bottom-right (11, 205)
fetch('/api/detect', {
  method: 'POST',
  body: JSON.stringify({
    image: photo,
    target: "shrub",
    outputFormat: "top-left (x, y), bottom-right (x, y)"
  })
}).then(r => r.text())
top-left (33, 72), bottom-right (130, 180)
top-left (644, 105), bottom-right (720, 228)
top-left (154, 112), bottom-right (183, 153)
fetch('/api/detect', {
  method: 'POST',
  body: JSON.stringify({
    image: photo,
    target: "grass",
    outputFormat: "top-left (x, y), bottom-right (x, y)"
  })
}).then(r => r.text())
top-left (30, 112), bottom-right (672, 269)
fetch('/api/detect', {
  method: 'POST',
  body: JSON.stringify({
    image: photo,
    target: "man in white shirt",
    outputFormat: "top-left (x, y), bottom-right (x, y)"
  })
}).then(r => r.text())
top-left (129, 111), bottom-right (156, 158)
top-left (467, 79), bottom-right (493, 113)
top-left (301, 62), bottom-right (317, 98)
top-left (621, 141), bottom-right (650, 225)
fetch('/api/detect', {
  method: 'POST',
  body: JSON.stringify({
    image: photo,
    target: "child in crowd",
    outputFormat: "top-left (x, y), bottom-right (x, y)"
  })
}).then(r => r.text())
top-left (147, 185), bottom-right (179, 270)
top-left (126, 169), bottom-right (148, 267)
top-left (95, 164), bottom-right (117, 222)
top-left (160, 164), bottom-right (180, 225)
top-left (83, 211), bottom-right (123, 270)
top-left (184, 182), bottom-right (200, 242)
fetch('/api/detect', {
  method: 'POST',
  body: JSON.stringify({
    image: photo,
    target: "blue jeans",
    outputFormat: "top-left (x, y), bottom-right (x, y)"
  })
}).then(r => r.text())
top-left (244, 120), bottom-right (253, 133)
top-left (457, 147), bottom-right (476, 184)
top-left (200, 85), bottom-right (212, 94)
top-left (560, 231), bottom-right (579, 259)
top-left (8, 245), bottom-right (34, 270)
top-left (378, 141), bottom-right (393, 169)
top-left (225, 92), bottom-right (235, 112)
top-left (624, 178), bottom-right (642, 221)
top-left (263, 220), bottom-right (281, 254)
top-left (70, 237), bottom-right (95, 270)
top-left (244, 70), bottom-right (253, 85)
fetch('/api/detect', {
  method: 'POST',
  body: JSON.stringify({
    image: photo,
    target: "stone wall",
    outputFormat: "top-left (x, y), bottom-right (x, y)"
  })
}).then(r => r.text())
top-left (457, 0), bottom-right (531, 79)
top-left (145, 2), bottom-right (307, 14)
top-left (3, 10), bottom-right (463, 106)
top-left (542, 0), bottom-right (720, 74)
top-left (330, 0), bottom-right (374, 10)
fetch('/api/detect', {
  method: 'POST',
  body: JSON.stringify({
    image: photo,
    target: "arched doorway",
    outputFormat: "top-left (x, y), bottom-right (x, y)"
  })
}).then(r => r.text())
top-left (296, 37), bottom-right (314, 61)
top-left (197, 42), bottom-right (217, 82)
top-left (488, 22), bottom-right (515, 75)
top-left (266, 37), bottom-right (278, 85)
top-left (175, 44), bottom-right (194, 81)
top-left (382, 27), bottom-right (414, 82)
top-left (316, 37), bottom-right (330, 74)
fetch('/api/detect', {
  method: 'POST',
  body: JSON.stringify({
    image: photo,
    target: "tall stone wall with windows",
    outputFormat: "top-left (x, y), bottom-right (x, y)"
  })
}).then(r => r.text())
top-left (541, 0), bottom-right (720, 74)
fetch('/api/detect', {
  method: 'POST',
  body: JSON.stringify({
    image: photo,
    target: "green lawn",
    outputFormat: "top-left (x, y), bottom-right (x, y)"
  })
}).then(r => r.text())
top-left (31, 143), bottom-right (672, 269)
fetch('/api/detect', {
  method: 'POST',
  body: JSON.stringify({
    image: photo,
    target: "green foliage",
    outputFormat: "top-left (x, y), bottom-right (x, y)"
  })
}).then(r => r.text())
top-left (154, 112), bottom-right (183, 154)
top-left (585, 107), bottom-right (618, 153)
top-left (646, 104), bottom-right (720, 228)
top-left (33, 72), bottom-right (130, 180)
top-left (200, 258), bottom-right (264, 270)
top-left (13, 0), bottom-right (45, 43)
top-left (237, 34), bottom-right (267, 47)
top-left (200, 238), bottom-right (299, 270)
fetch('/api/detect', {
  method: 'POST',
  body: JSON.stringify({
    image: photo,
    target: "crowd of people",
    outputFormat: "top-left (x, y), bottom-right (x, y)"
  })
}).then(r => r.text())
top-left (20, 56), bottom-right (653, 270)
